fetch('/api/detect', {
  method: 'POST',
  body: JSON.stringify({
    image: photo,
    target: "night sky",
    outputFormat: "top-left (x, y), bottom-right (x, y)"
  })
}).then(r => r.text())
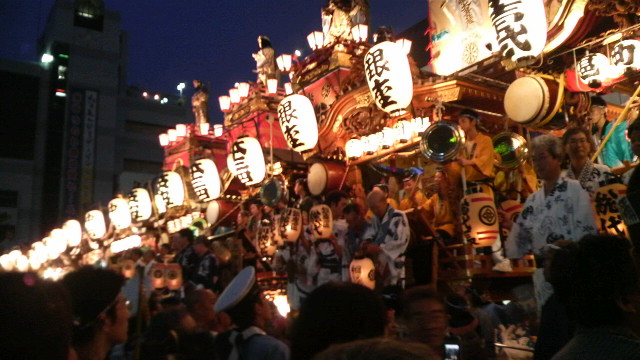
top-left (1, 1), bottom-right (426, 119)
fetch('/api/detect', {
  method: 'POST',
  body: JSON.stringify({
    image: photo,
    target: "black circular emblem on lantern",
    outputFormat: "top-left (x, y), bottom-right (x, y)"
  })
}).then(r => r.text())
top-left (479, 205), bottom-right (497, 226)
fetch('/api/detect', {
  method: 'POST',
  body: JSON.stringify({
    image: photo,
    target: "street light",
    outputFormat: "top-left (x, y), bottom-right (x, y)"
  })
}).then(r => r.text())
top-left (41, 53), bottom-right (54, 63)
top-left (177, 82), bottom-right (186, 96)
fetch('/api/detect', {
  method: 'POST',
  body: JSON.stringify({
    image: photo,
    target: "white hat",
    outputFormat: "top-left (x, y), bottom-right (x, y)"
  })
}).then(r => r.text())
top-left (214, 266), bottom-right (256, 312)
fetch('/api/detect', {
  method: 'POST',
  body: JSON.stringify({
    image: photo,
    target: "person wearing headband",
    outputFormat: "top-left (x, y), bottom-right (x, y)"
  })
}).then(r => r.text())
top-left (588, 96), bottom-right (634, 168)
top-left (456, 109), bottom-right (497, 186)
top-left (214, 267), bottom-right (289, 360)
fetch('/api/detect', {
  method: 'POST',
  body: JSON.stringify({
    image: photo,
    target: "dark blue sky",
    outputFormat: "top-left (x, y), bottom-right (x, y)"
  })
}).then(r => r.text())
top-left (1, 0), bottom-right (426, 116)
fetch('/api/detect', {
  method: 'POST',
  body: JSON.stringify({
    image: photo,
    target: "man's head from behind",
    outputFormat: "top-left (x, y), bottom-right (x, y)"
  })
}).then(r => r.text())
top-left (367, 188), bottom-right (389, 219)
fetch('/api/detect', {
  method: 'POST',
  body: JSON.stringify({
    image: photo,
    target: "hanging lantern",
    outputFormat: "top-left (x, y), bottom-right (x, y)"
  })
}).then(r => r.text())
top-left (257, 221), bottom-right (277, 259)
top-left (175, 124), bottom-right (187, 137)
top-left (460, 191), bottom-right (500, 247)
top-left (277, 94), bottom-right (319, 153)
top-left (15, 254), bottom-right (29, 272)
top-left (108, 197), bottom-right (132, 230)
top-left (279, 208), bottom-right (302, 243)
top-left (31, 242), bottom-right (48, 265)
top-left (157, 171), bottom-right (186, 208)
top-left (151, 263), bottom-right (166, 289)
top-left (165, 263), bottom-right (183, 290)
top-left (394, 120), bottom-right (413, 143)
top-left (395, 38), bottom-right (412, 55)
top-left (272, 215), bottom-right (284, 247)
top-left (237, 82), bottom-right (250, 98)
top-left (63, 219), bottom-right (82, 247)
top-left (307, 31), bottom-right (324, 50)
top-left (267, 79), bottom-right (278, 94)
top-left (128, 188), bottom-right (153, 222)
top-left (190, 159), bottom-right (221, 202)
top-left (229, 88), bottom-right (241, 104)
top-left (364, 41), bottom-right (413, 116)
top-left (199, 122), bottom-right (210, 135)
top-left (167, 129), bottom-right (177, 142)
top-left (229, 137), bottom-right (266, 185)
top-left (349, 257), bottom-right (376, 289)
top-left (44, 236), bottom-right (63, 260)
top-left (154, 194), bottom-right (167, 215)
top-left (577, 53), bottom-right (612, 88)
top-left (284, 82), bottom-right (293, 95)
top-left (611, 40), bottom-right (640, 77)
top-left (28, 251), bottom-right (43, 271)
top-left (380, 127), bottom-right (396, 149)
top-left (214, 124), bottom-right (224, 137)
top-left (85, 210), bottom-right (106, 239)
top-left (159, 133), bottom-right (169, 146)
top-left (411, 117), bottom-right (431, 135)
top-left (121, 260), bottom-right (136, 279)
top-left (50, 229), bottom-right (69, 254)
top-left (488, 0), bottom-right (547, 63)
top-left (110, 235), bottom-right (142, 253)
top-left (309, 204), bottom-right (333, 239)
top-left (0, 253), bottom-right (15, 271)
top-left (219, 96), bottom-right (231, 112)
top-left (345, 138), bottom-right (363, 160)
top-left (365, 133), bottom-right (382, 154)
top-left (351, 24), bottom-right (369, 43)
top-left (276, 54), bottom-right (293, 72)
top-left (594, 182), bottom-right (628, 237)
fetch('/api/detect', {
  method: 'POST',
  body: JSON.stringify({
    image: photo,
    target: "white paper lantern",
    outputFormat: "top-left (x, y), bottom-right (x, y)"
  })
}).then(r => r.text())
top-left (158, 171), bottom-right (186, 208)
top-left (229, 137), bottom-right (266, 185)
top-left (15, 255), bottom-right (29, 272)
top-left (394, 120), bottom-right (413, 143)
top-left (257, 221), bottom-right (277, 258)
top-left (380, 127), bottom-right (396, 149)
top-left (279, 208), bottom-right (302, 243)
top-left (128, 188), bottom-right (153, 222)
top-left (489, 0), bottom-right (547, 63)
top-left (277, 94), bottom-right (319, 153)
top-left (364, 41), bottom-right (413, 116)
top-left (577, 53), bottom-right (611, 88)
top-left (0, 254), bottom-right (13, 271)
top-left (308, 204), bottom-right (333, 239)
top-left (345, 138), bottom-right (363, 160)
top-left (63, 219), bottom-right (82, 247)
top-left (611, 40), bottom-right (640, 77)
top-left (365, 133), bottom-right (382, 154)
top-left (350, 257), bottom-right (376, 289)
top-left (411, 117), bottom-right (431, 135)
top-left (108, 198), bottom-right (132, 230)
top-left (190, 159), bottom-right (221, 202)
top-left (155, 194), bottom-right (167, 215)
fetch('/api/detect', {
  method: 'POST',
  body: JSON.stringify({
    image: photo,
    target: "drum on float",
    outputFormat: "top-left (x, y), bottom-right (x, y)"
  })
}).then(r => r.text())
top-left (594, 179), bottom-right (628, 236)
top-left (420, 121), bottom-right (466, 162)
top-left (206, 200), bottom-right (240, 228)
top-left (460, 187), bottom-right (500, 247)
top-left (504, 75), bottom-right (567, 130)
top-left (307, 162), bottom-right (346, 196)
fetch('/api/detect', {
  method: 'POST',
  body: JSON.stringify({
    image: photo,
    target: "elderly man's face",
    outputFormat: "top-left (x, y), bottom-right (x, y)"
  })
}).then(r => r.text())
top-left (588, 105), bottom-right (606, 125)
top-left (531, 148), bottom-right (562, 182)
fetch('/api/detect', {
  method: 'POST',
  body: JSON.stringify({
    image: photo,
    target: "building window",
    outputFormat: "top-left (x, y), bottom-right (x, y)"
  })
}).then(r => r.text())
top-left (74, 0), bottom-right (105, 31)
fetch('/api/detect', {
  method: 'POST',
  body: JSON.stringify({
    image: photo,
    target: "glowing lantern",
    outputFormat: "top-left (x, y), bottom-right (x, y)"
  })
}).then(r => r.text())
top-left (460, 192), bottom-right (500, 247)
top-left (256, 271), bottom-right (290, 317)
top-left (43, 236), bottom-right (63, 260)
top-left (279, 208), bottom-right (302, 243)
top-left (168, 129), bottom-right (177, 142)
top-left (364, 41), bottom-right (413, 116)
top-left (199, 122), bottom-right (209, 135)
top-left (110, 235), bottom-right (142, 253)
top-left (594, 182), bottom-right (628, 236)
top-left (229, 88), bottom-right (240, 104)
top-left (50, 229), bottom-right (69, 254)
top-left (15, 255), bottom-right (29, 272)
top-left (128, 188), bottom-right (153, 222)
top-left (394, 120), bottom-right (413, 143)
top-left (277, 94), bottom-right (319, 153)
top-left (307, 31), bottom-right (324, 50)
top-left (238, 82), bottom-right (250, 98)
top-left (365, 133), bottom-right (381, 154)
top-left (28, 251), bottom-right (42, 270)
top-left (175, 124), bottom-right (187, 137)
top-left (276, 54), bottom-right (293, 72)
top-left (488, 0), bottom-right (547, 63)
top-left (257, 221), bottom-right (277, 259)
top-left (380, 127), bottom-right (396, 149)
top-left (219, 96), bottom-right (231, 112)
top-left (214, 124), bottom-right (224, 137)
top-left (577, 53), bottom-right (611, 88)
top-left (267, 79), bottom-right (278, 94)
top-left (121, 260), bottom-right (136, 279)
top-left (396, 38), bottom-right (412, 55)
top-left (63, 219), bottom-right (82, 247)
top-left (272, 215), bottom-right (284, 246)
top-left (611, 40), bottom-right (640, 77)
top-left (108, 198), bottom-right (132, 230)
top-left (157, 171), bottom-right (186, 208)
top-left (165, 263), bottom-right (183, 290)
top-left (284, 82), bottom-right (293, 95)
top-left (155, 194), bottom-right (167, 215)
top-left (349, 257), bottom-right (376, 289)
top-left (190, 159), bottom-right (221, 202)
top-left (31, 242), bottom-right (48, 264)
top-left (345, 138), bottom-right (363, 160)
top-left (0, 254), bottom-right (13, 271)
top-left (309, 204), bottom-right (333, 239)
top-left (229, 137), bottom-right (266, 185)
top-left (151, 263), bottom-right (166, 288)
top-left (159, 133), bottom-right (169, 146)
top-left (411, 117), bottom-right (431, 135)
top-left (351, 24), bottom-right (369, 43)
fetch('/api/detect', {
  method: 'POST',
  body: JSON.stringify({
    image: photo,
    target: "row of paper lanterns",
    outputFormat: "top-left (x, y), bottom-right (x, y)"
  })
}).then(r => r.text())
top-left (159, 123), bottom-right (225, 147)
top-left (345, 117), bottom-right (431, 160)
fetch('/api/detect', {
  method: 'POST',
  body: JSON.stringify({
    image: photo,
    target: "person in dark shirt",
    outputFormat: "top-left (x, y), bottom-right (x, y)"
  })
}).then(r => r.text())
top-left (191, 236), bottom-right (220, 292)
top-left (172, 228), bottom-right (198, 285)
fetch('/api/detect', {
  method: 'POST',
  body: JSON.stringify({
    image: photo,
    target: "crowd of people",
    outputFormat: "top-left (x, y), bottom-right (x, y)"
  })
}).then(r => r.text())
top-left (2, 97), bottom-right (640, 359)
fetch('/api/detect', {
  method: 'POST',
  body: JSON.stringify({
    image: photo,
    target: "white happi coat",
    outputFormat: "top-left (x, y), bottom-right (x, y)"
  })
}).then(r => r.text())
top-left (505, 177), bottom-right (598, 258)
top-left (561, 161), bottom-right (612, 197)
top-left (362, 206), bottom-right (410, 287)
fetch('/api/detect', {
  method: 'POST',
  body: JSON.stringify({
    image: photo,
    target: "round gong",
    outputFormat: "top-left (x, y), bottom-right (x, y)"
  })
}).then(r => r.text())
top-left (492, 132), bottom-right (528, 169)
top-left (260, 177), bottom-right (287, 207)
top-left (420, 121), bottom-right (466, 162)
